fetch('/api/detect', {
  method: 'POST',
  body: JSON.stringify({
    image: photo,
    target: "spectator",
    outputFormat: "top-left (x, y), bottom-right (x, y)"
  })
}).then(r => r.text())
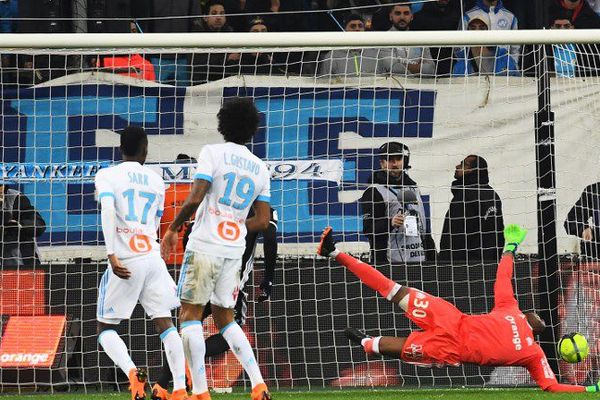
top-left (191, 0), bottom-right (234, 84)
top-left (318, 14), bottom-right (391, 77)
top-left (387, 5), bottom-right (435, 76)
top-left (439, 155), bottom-right (504, 265)
top-left (147, 0), bottom-right (201, 86)
top-left (549, 12), bottom-right (577, 78)
top-left (411, 0), bottom-right (462, 75)
top-left (225, 17), bottom-right (277, 76)
top-left (462, 1), bottom-right (519, 67)
top-left (550, 0), bottom-right (600, 29)
top-left (0, 181), bottom-right (46, 267)
top-left (95, 23), bottom-right (156, 81)
top-left (452, 15), bottom-right (519, 76)
top-left (360, 142), bottom-right (436, 265)
top-left (564, 182), bottom-right (600, 261)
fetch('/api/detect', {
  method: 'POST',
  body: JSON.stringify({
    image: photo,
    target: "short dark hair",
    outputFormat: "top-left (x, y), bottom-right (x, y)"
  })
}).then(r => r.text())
top-left (343, 13), bottom-right (364, 27)
top-left (120, 126), bottom-right (147, 157)
top-left (217, 97), bottom-right (260, 144)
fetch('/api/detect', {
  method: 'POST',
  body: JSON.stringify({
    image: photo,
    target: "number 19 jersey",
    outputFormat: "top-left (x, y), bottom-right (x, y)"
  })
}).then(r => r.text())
top-left (186, 142), bottom-right (271, 259)
top-left (95, 161), bottom-right (165, 259)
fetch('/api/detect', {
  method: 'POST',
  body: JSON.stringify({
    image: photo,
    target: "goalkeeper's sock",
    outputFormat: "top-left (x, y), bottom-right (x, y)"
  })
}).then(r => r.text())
top-left (335, 252), bottom-right (398, 300)
top-left (362, 337), bottom-right (382, 355)
top-left (205, 333), bottom-right (230, 357)
top-left (98, 329), bottom-right (136, 376)
top-left (181, 321), bottom-right (209, 395)
top-left (221, 322), bottom-right (264, 388)
top-left (160, 327), bottom-right (186, 391)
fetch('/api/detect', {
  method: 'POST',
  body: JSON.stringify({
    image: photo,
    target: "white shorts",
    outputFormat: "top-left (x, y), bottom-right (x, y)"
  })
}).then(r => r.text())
top-left (97, 254), bottom-right (180, 324)
top-left (177, 250), bottom-right (241, 309)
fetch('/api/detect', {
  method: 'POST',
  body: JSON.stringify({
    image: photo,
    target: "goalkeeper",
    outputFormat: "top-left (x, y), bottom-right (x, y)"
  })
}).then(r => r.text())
top-left (317, 224), bottom-right (599, 393)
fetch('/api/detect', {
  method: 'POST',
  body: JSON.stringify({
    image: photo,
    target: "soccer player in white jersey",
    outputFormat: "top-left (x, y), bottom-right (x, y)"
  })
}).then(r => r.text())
top-left (161, 98), bottom-right (272, 400)
top-left (95, 126), bottom-right (187, 400)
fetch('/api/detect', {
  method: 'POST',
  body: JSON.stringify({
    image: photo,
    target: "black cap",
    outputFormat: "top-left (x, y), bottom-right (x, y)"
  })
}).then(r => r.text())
top-left (378, 141), bottom-right (409, 158)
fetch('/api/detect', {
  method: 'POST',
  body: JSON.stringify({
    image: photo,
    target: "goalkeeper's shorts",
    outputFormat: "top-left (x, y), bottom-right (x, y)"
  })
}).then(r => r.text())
top-left (400, 289), bottom-right (463, 367)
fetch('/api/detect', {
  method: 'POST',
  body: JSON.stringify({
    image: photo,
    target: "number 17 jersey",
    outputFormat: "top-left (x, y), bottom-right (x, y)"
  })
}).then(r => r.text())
top-left (186, 142), bottom-right (271, 259)
top-left (95, 161), bottom-right (166, 259)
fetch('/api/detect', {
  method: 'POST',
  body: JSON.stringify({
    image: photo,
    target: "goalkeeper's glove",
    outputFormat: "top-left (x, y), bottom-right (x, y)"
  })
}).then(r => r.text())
top-left (503, 224), bottom-right (528, 254)
top-left (257, 280), bottom-right (272, 302)
top-left (586, 383), bottom-right (600, 393)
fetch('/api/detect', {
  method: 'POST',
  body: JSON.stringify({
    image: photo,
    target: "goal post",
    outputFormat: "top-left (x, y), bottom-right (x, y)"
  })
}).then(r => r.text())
top-left (1, 30), bottom-right (600, 392)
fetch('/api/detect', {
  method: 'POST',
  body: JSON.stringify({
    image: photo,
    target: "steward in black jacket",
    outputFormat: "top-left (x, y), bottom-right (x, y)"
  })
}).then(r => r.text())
top-left (439, 155), bottom-right (504, 264)
top-left (564, 182), bottom-right (600, 260)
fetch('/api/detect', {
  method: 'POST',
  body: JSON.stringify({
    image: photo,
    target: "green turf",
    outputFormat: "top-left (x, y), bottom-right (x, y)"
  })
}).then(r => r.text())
top-left (0, 389), bottom-right (590, 400)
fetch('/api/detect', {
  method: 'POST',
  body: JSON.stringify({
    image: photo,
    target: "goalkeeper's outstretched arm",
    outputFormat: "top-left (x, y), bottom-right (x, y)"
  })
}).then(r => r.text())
top-left (528, 354), bottom-right (599, 393)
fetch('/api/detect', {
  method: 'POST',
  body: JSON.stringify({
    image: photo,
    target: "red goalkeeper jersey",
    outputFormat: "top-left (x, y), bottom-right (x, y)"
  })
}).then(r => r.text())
top-left (402, 255), bottom-right (584, 392)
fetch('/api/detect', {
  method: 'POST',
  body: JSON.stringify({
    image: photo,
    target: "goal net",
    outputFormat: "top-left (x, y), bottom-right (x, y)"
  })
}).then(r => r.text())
top-left (1, 31), bottom-right (600, 392)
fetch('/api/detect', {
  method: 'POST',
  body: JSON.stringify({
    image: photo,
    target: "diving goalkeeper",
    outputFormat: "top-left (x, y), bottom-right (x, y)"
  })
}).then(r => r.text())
top-left (317, 224), bottom-right (599, 393)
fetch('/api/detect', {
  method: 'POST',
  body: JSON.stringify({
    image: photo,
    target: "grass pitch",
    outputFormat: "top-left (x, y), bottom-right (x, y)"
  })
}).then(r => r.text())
top-left (1, 389), bottom-right (588, 399)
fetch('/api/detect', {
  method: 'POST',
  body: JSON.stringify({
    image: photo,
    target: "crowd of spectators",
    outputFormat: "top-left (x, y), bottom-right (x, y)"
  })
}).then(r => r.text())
top-left (1, 0), bottom-right (600, 86)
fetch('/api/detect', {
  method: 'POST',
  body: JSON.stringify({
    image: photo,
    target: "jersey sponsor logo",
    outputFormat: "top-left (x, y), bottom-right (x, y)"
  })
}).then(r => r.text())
top-left (217, 221), bottom-right (241, 241)
top-left (208, 206), bottom-right (245, 224)
top-left (504, 315), bottom-right (522, 350)
top-left (116, 226), bottom-right (144, 235)
top-left (404, 343), bottom-right (424, 361)
top-left (128, 234), bottom-right (152, 253)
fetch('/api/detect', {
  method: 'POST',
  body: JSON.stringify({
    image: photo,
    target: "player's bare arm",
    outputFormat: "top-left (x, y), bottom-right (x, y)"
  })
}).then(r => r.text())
top-left (107, 254), bottom-right (131, 279)
top-left (161, 178), bottom-right (210, 260)
top-left (246, 200), bottom-right (271, 232)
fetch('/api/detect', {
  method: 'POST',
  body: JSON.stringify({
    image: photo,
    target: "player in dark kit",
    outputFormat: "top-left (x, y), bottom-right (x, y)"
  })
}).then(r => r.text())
top-left (317, 224), bottom-right (600, 393)
top-left (152, 208), bottom-right (278, 400)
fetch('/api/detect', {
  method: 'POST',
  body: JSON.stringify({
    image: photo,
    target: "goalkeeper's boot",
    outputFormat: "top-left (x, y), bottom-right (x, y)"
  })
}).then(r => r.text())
top-left (503, 224), bottom-right (528, 253)
top-left (150, 383), bottom-right (171, 400)
top-left (129, 367), bottom-right (148, 400)
top-left (345, 327), bottom-right (371, 346)
top-left (251, 383), bottom-right (272, 400)
top-left (317, 226), bottom-right (337, 257)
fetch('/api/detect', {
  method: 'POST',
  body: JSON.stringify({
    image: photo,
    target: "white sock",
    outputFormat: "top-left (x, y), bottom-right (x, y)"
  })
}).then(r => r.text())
top-left (181, 321), bottom-right (208, 394)
top-left (160, 327), bottom-right (187, 391)
top-left (98, 329), bottom-right (136, 376)
top-left (330, 249), bottom-right (340, 258)
top-left (221, 322), bottom-right (264, 388)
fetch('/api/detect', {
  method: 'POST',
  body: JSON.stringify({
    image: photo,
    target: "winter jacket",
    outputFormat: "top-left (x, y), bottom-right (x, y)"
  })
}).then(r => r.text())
top-left (439, 171), bottom-right (504, 264)
top-left (1, 186), bottom-right (46, 267)
top-left (564, 183), bottom-right (600, 260)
